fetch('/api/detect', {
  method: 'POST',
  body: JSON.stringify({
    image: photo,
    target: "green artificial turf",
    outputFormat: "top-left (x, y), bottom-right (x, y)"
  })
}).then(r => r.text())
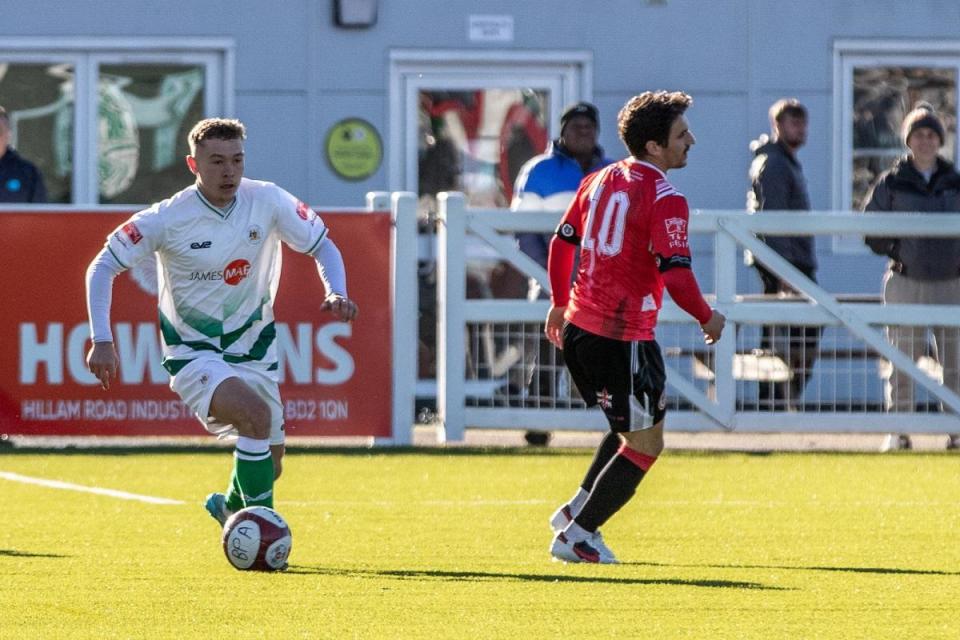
top-left (1, 448), bottom-right (957, 639)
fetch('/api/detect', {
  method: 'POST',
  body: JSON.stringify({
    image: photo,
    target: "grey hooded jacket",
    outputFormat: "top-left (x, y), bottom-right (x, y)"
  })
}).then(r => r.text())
top-left (863, 155), bottom-right (960, 281)
top-left (747, 136), bottom-right (816, 271)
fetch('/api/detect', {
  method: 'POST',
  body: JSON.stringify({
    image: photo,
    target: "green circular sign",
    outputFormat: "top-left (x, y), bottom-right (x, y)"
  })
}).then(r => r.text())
top-left (325, 118), bottom-right (383, 181)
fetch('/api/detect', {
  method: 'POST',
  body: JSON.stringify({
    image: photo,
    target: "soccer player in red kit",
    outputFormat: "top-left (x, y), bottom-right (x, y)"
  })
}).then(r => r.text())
top-left (545, 91), bottom-right (725, 563)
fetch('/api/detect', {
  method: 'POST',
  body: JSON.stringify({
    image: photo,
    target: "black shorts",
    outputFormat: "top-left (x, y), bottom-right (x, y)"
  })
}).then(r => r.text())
top-left (562, 322), bottom-right (667, 432)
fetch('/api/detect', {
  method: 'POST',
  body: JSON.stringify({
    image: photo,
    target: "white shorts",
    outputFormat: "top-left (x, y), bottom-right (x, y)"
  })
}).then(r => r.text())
top-left (169, 356), bottom-right (285, 445)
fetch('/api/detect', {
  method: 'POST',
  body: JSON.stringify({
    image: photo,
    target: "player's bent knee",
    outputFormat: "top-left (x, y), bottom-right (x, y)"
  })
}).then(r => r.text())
top-left (622, 422), bottom-right (664, 457)
top-left (234, 397), bottom-right (272, 440)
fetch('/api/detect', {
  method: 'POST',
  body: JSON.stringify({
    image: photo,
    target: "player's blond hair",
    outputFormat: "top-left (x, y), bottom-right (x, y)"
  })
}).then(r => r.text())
top-left (618, 91), bottom-right (692, 159)
top-left (188, 118), bottom-right (246, 154)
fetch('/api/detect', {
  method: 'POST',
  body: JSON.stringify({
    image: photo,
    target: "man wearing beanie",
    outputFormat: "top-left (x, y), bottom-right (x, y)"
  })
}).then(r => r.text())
top-left (508, 102), bottom-right (613, 421)
top-left (863, 102), bottom-right (960, 448)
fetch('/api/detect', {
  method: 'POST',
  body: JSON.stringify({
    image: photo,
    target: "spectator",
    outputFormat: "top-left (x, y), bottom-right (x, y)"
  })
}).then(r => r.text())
top-left (510, 102), bottom-right (614, 413)
top-left (0, 105), bottom-right (47, 203)
top-left (747, 98), bottom-right (820, 411)
top-left (862, 102), bottom-right (960, 448)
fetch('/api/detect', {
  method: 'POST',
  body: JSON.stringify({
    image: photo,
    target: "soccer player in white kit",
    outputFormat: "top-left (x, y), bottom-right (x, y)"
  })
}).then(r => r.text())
top-left (85, 118), bottom-right (358, 527)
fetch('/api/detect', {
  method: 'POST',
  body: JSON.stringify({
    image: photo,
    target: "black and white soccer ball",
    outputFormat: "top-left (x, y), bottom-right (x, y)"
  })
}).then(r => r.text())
top-left (221, 506), bottom-right (292, 571)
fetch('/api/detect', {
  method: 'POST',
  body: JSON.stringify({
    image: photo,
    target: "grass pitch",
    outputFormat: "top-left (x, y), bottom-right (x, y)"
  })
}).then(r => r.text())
top-left (1, 446), bottom-right (958, 639)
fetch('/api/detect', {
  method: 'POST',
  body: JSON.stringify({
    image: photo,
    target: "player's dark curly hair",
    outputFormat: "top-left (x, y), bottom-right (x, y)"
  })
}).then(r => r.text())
top-left (617, 91), bottom-right (693, 159)
top-left (188, 118), bottom-right (247, 154)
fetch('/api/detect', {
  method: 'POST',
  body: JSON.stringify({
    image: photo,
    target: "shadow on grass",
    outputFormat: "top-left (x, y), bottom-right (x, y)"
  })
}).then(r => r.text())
top-left (0, 445), bottom-right (586, 457)
top-left (629, 560), bottom-right (959, 576)
top-left (283, 565), bottom-right (786, 590)
top-left (0, 548), bottom-right (68, 559)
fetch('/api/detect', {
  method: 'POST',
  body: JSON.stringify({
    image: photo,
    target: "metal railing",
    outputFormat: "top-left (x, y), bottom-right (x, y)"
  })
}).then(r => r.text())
top-left (424, 191), bottom-right (960, 441)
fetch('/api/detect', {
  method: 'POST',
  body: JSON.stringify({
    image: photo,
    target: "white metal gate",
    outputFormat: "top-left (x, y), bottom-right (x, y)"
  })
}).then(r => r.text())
top-left (416, 192), bottom-right (960, 441)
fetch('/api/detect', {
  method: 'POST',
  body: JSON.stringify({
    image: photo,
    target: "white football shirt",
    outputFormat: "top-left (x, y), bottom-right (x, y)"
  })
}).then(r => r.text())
top-left (105, 178), bottom-right (328, 374)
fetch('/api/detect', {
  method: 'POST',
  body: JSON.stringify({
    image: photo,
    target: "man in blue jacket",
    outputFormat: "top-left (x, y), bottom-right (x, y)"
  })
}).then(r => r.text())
top-left (509, 103), bottom-right (613, 418)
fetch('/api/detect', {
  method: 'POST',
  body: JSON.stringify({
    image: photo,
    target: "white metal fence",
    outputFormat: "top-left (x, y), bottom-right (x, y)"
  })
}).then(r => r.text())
top-left (406, 191), bottom-right (960, 442)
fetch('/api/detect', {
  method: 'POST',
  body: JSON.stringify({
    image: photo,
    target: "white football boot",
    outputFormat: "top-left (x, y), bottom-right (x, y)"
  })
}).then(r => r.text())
top-left (550, 531), bottom-right (602, 563)
top-left (549, 503), bottom-right (619, 564)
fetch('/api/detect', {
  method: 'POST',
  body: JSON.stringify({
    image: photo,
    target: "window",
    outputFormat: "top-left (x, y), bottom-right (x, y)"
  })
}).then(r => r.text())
top-left (390, 49), bottom-right (592, 219)
top-left (834, 41), bottom-right (960, 252)
top-left (0, 39), bottom-right (232, 205)
top-left (418, 88), bottom-right (549, 214)
top-left (96, 62), bottom-right (207, 204)
top-left (851, 66), bottom-right (956, 211)
top-left (0, 62), bottom-right (76, 203)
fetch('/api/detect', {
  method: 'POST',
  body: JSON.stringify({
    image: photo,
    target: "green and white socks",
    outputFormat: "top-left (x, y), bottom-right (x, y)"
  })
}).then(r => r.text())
top-left (225, 436), bottom-right (274, 511)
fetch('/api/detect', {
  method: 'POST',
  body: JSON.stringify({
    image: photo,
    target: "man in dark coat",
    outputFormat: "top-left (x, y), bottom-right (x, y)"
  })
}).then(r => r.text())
top-left (0, 105), bottom-right (47, 203)
top-left (747, 98), bottom-right (819, 410)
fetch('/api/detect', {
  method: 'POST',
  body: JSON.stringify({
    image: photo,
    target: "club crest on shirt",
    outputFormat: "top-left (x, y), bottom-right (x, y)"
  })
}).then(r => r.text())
top-left (664, 217), bottom-right (688, 249)
top-left (247, 224), bottom-right (264, 245)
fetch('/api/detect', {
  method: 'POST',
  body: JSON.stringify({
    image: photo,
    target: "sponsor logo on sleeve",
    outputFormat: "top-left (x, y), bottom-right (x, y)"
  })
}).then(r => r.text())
top-left (664, 217), bottom-right (688, 249)
top-left (296, 200), bottom-right (315, 225)
top-left (122, 222), bottom-right (143, 245)
top-left (559, 222), bottom-right (576, 239)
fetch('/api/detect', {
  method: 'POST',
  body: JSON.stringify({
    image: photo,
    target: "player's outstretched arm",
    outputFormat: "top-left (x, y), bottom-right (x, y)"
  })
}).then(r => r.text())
top-left (85, 248), bottom-right (125, 389)
top-left (313, 238), bottom-right (358, 322)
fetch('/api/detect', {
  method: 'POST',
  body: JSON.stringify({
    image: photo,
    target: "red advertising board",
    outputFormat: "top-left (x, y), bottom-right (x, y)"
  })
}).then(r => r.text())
top-left (0, 210), bottom-right (392, 438)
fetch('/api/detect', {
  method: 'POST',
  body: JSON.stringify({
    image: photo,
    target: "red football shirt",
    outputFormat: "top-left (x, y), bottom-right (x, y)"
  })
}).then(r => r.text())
top-left (554, 159), bottom-right (694, 340)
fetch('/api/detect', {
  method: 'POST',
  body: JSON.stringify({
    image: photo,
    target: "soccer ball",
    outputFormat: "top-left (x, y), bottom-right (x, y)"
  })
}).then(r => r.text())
top-left (221, 506), bottom-right (292, 571)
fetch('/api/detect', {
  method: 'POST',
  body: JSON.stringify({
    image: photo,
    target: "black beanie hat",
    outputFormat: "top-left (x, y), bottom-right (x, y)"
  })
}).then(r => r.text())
top-left (560, 102), bottom-right (599, 134)
top-left (902, 101), bottom-right (945, 147)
